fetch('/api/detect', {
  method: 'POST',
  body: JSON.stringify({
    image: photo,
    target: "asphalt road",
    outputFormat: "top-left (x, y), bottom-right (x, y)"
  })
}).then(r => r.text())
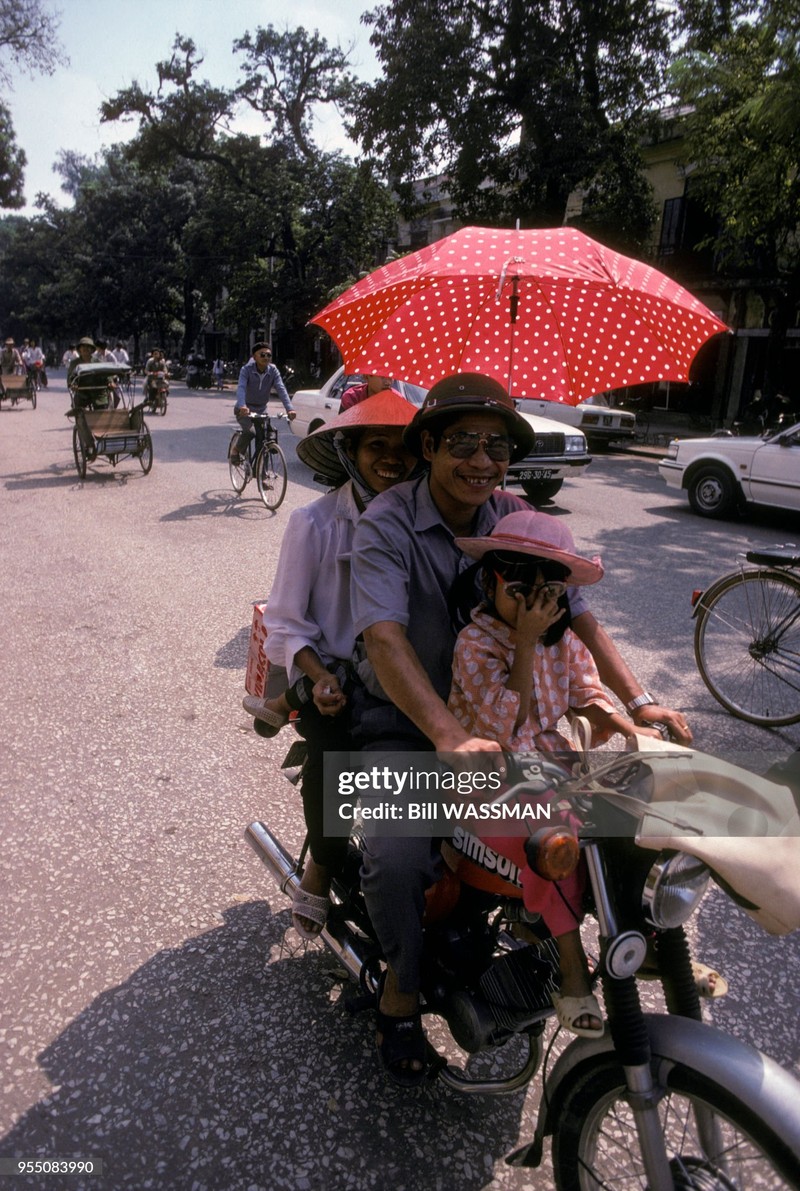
top-left (1, 377), bottom-right (799, 1191)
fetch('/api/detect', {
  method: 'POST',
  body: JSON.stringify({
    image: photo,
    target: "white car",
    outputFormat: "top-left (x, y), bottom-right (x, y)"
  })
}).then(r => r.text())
top-left (291, 366), bottom-right (591, 503)
top-left (505, 414), bottom-right (591, 502)
top-left (516, 392), bottom-right (636, 448)
top-left (290, 368), bottom-right (427, 438)
top-left (659, 423), bottom-right (800, 518)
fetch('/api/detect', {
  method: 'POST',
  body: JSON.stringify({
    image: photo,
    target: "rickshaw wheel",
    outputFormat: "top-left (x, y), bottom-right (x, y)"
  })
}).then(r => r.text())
top-left (158, 393), bottom-right (167, 415)
top-left (29, 382), bottom-right (37, 410)
top-left (72, 426), bottom-right (87, 479)
top-left (138, 430), bottom-right (153, 474)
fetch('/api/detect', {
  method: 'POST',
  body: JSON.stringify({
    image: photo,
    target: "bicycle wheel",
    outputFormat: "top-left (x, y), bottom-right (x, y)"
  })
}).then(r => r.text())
top-left (228, 431), bottom-right (249, 493)
top-left (552, 1053), bottom-right (800, 1189)
top-left (138, 429), bottom-right (153, 474)
top-left (694, 568), bottom-right (800, 725)
top-left (257, 442), bottom-right (288, 510)
top-left (72, 425), bottom-right (87, 479)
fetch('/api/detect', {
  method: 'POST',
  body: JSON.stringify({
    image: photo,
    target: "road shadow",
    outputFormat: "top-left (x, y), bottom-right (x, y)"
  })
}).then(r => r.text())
top-left (160, 490), bottom-right (285, 522)
top-left (0, 903), bottom-right (529, 1191)
top-left (2, 464), bottom-right (142, 490)
top-left (215, 625), bottom-right (250, 670)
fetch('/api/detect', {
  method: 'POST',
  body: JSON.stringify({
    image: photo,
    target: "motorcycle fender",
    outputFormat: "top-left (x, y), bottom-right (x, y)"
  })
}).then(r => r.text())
top-left (530, 1012), bottom-right (800, 1157)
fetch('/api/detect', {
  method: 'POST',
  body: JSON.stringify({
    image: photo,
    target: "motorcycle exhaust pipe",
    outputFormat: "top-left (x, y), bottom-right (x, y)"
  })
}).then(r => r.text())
top-left (245, 821), bottom-right (373, 989)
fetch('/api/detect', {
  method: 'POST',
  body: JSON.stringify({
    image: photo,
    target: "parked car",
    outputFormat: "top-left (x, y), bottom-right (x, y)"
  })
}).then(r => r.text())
top-left (505, 415), bottom-right (591, 502)
top-left (291, 367), bottom-right (592, 503)
top-left (289, 368), bottom-right (427, 438)
top-left (515, 392), bottom-right (636, 448)
top-left (658, 423), bottom-right (800, 518)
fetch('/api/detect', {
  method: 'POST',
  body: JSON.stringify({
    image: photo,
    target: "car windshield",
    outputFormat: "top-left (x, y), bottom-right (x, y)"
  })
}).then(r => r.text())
top-left (343, 375), bottom-right (428, 408)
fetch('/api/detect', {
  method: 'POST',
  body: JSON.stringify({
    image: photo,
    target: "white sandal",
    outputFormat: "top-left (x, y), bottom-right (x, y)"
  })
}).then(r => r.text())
top-left (551, 991), bottom-right (605, 1038)
top-left (242, 696), bottom-right (287, 733)
top-left (291, 886), bottom-right (330, 940)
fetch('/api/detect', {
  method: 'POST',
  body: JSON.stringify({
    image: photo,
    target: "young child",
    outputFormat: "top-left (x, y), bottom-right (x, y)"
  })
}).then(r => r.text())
top-left (448, 509), bottom-right (662, 1036)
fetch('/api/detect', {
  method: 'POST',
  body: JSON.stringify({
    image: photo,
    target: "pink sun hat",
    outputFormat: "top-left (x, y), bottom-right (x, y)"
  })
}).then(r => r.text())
top-left (455, 510), bottom-right (604, 585)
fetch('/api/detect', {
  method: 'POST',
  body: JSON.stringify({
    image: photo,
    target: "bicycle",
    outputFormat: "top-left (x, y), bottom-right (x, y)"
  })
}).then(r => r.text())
top-left (228, 411), bottom-right (288, 511)
top-left (692, 544), bottom-right (800, 726)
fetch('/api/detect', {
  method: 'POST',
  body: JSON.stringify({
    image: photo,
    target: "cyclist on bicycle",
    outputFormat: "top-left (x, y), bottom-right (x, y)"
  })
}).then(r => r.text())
top-left (231, 342), bottom-right (295, 463)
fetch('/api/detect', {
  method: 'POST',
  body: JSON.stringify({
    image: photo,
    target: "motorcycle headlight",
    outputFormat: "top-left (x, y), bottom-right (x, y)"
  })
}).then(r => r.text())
top-left (642, 852), bottom-right (710, 929)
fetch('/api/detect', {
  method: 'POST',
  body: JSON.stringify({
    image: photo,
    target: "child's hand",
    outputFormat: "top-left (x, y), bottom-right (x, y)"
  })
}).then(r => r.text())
top-left (513, 587), bottom-right (564, 645)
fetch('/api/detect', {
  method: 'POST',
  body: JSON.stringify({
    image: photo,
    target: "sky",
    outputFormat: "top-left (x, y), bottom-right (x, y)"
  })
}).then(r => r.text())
top-left (5, 0), bottom-right (379, 215)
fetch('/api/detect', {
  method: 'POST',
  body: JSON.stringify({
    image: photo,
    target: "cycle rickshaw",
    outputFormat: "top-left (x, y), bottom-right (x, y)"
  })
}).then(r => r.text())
top-left (0, 370), bottom-right (36, 410)
top-left (67, 363), bottom-right (153, 479)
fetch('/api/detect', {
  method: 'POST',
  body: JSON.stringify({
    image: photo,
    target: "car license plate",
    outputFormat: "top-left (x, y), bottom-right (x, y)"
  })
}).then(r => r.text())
top-left (517, 468), bottom-right (553, 481)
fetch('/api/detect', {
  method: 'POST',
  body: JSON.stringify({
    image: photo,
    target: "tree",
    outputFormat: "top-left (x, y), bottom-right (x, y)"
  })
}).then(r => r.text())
top-left (101, 28), bottom-right (397, 360)
top-left (234, 25), bottom-right (358, 162)
top-left (0, 0), bottom-right (67, 206)
top-left (673, 0), bottom-right (800, 394)
top-left (0, 0), bottom-right (66, 89)
top-left (349, 0), bottom-right (671, 235)
top-left (0, 101), bottom-right (25, 207)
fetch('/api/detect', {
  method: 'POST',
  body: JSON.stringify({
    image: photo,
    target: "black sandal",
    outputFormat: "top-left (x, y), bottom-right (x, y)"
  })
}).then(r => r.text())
top-left (375, 976), bottom-right (427, 1088)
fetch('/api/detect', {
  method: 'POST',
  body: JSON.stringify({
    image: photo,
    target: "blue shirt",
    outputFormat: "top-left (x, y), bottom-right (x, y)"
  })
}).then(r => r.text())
top-left (351, 474), bottom-right (588, 702)
top-left (235, 360), bottom-right (292, 414)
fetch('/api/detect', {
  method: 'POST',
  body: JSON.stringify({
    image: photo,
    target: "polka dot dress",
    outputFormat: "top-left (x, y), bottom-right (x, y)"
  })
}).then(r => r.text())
top-left (312, 227), bottom-right (728, 401)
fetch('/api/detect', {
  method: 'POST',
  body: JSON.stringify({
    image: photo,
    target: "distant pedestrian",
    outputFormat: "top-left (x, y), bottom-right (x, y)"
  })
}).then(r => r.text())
top-left (92, 339), bottom-right (116, 364)
top-left (212, 357), bottom-right (225, 390)
top-left (113, 342), bottom-right (130, 366)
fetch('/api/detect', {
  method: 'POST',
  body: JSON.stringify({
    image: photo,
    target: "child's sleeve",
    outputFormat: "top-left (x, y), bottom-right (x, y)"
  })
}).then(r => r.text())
top-left (448, 629), bottom-right (522, 749)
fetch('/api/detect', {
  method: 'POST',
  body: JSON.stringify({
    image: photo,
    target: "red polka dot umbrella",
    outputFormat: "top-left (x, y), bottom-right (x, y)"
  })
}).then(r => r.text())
top-left (310, 226), bottom-right (728, 404)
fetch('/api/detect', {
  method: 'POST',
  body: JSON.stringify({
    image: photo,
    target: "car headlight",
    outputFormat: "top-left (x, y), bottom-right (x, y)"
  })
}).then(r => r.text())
top-left (565, 435), bottom-right (586, 453)
top-left (664, 440), bottom-right (679, 460)
top-left (642, 852), bottom-right (710, 928)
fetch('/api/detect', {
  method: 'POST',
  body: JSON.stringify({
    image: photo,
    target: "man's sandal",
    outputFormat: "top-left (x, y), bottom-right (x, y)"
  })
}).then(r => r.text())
top-left (291, 886), bottom-right (330, 940)
top-left (375, 975), bottom-right (427, 1088)
top-left (551, 991), bottom-right (605, 1038)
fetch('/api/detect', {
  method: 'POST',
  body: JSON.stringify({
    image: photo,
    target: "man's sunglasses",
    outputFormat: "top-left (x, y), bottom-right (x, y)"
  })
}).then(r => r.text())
top-left (441, 431), bottom-right (515, 461)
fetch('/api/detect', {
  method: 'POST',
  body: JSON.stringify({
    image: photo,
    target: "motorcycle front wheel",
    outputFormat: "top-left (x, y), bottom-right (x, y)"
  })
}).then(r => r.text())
top-left (552, 1056), bottom-right (800, 1190)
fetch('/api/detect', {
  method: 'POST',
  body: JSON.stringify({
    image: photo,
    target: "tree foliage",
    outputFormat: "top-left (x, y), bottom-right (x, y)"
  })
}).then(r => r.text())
top-left (98, 27), bottom-right (396, 356)
top-left (0, 0), bottom-right (67, 89)
top-left (234, 26), bottom-right (358, 162)
top-left (0, 0), bottom-right (67, 207)
top-left (350, 0), bottom-right (670, 238)
top-left (0, 101), bottom-right (25, 207)
top-left (672, 0), bottom-right (800, 389)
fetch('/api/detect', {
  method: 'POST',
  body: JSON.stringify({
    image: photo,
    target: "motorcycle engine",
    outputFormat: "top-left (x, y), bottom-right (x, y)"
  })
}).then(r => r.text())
top-left (441, 937), bottom-right (560, 1053)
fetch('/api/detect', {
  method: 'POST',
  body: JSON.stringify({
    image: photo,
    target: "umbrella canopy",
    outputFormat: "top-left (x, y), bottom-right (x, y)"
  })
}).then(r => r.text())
top-left (311, 226), bottom-right (728, 404)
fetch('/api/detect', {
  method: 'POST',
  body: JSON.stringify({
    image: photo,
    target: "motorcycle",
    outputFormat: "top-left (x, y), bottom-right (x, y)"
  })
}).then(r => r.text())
top-left (143, 369), bottom-right (169, 416)
top-left (28, 360), bottom-right (48, 390)
top-left (246, 731), bottom-right (800, 1188)
top-left (185, 360), bottom-right (214, 390)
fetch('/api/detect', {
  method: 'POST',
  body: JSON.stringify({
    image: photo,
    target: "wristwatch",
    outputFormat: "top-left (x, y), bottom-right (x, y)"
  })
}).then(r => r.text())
top-left (626, 691), bottom-right (657, 713)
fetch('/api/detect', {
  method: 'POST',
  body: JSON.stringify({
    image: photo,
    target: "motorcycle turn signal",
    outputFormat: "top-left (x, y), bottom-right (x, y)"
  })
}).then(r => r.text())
top-left (524, 826), bottom-right (580, 880)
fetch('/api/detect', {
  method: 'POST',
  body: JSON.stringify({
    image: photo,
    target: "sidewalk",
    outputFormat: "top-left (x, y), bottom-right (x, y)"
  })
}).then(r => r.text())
top-left (617, 408), bottom-right (709, 458)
